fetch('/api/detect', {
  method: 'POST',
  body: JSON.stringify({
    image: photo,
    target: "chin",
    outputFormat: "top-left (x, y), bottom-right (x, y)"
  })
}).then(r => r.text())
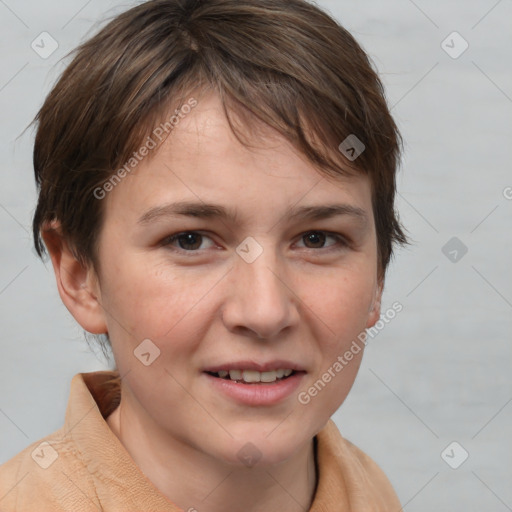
top-left (212, 424), bottom-right (313, 468)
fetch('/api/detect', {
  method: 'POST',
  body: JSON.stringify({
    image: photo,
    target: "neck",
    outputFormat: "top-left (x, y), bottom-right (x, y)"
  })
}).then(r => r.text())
top-left (107, 394), bottom-right (317, 512)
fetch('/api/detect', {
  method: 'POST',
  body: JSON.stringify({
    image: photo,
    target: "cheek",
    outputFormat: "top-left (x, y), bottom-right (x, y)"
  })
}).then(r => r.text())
top-left (302, 293), bottom-right (368, 423)
top-left (300, 267), bottom-right (375, 408)
top-left (100, 258), bottom-right (223, 351)
top-left (305, 270), bottom-right (376, 338)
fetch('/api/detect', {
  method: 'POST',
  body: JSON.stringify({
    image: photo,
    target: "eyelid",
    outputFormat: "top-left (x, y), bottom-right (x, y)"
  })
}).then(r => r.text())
top-left (293, 231), bottom-right (350, 251)
top-left (161, 231), bottom-right (217, 252)
top-left (161, 229), bottom-right (350, 254)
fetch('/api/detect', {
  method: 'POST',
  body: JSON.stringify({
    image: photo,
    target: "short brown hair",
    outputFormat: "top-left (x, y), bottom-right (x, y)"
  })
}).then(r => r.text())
top-left (32, 0), bottom-right (407, 280)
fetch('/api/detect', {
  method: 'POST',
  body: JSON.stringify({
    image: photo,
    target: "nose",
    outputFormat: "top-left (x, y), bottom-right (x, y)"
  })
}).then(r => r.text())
top-left (221, 248), bottom-right (300, 340)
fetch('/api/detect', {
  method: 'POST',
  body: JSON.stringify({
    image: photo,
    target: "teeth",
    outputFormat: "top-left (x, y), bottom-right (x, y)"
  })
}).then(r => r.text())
top-left (243, 370), bottom-right (261, 383)
top-left (229, 370), bottom-right (242, 381)
top-left (215, 369), bottom-right (295, 383)
top-left (260, 371), bottom-right (278, 383)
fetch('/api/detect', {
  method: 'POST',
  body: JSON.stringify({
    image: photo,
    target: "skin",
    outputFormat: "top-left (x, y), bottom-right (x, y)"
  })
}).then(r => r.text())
top-left (44, 92), bottom-right (383, 512)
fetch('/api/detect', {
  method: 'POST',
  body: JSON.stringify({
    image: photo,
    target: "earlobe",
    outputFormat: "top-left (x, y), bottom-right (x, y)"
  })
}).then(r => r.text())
top-left (41, 222), bottom-right (107, 334)
top-left (366, 281), bottom-right (383, 328)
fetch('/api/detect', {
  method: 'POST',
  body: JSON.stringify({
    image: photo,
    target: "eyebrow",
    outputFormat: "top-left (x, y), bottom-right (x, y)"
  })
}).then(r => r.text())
top-left (137, 200), bottom-right (368, 226)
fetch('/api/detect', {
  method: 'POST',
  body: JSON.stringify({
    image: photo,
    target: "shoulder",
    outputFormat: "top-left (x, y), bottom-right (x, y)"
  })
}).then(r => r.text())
top-left (315, 420), bottom-right (402, 510)
top-left (343, 436), bottom-right (401, 499)
top-left (0, 426), bottom-right (98, 511)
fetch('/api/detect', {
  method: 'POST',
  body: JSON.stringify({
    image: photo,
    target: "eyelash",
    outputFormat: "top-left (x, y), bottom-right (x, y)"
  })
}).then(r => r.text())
top-left (160, 230), bottom-right (349, 255)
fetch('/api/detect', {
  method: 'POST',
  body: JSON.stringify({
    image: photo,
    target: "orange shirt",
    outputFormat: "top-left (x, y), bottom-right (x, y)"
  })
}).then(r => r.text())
top-left (0, 371), bottom-right (401, 511)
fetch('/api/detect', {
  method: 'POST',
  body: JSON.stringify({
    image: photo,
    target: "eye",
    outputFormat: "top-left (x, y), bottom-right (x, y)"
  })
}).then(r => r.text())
top-left (162, 231), bottom-right (216, 252)
top-left (296, 231), bottom-right (347, 250)
top-left (160, 230), bottom-right (348, 254)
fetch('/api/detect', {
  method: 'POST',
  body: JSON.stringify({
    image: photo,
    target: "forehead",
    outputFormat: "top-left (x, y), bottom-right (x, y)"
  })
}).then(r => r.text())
top-left (103, 93), bottom-right (373, 225)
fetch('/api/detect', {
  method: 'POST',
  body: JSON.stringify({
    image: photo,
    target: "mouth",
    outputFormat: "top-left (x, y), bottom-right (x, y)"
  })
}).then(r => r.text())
top-left (203, 361), bottom-right (306, 405)
top-left (205, 368), bottom-right (297, 384)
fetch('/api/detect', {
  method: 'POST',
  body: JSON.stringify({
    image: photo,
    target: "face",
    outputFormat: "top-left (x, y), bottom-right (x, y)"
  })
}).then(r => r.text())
top-left (90, 92), bottom-right (382, 466)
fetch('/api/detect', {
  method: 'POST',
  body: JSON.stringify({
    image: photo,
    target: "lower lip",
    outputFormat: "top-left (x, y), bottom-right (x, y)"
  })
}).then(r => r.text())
top-left (204, 372), bottom-right (305, 406)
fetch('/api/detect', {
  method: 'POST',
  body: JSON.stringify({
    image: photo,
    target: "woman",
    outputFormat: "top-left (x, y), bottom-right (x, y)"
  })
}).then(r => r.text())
top-left (0, 0), bottom-right (407, 509)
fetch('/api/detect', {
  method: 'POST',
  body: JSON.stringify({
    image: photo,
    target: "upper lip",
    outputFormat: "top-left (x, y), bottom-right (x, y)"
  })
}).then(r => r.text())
top-left (203, 360), bottom-right (306, 373)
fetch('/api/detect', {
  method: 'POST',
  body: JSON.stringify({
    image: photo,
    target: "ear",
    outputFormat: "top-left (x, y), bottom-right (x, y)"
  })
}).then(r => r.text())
top-left (41, 222), bottom-right (107, 334)
top-left (366, 279), bottom-right (383, 328)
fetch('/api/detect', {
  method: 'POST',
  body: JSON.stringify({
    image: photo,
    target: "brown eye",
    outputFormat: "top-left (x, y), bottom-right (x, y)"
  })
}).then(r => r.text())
top-left (163, 231), bottom-right (214, 251)
top-left (296, 231), bottom-right (348, 252)
top-left (176, 233), bottom-right (203, 250)
top-left (302, 231), bottom-right (327, 248)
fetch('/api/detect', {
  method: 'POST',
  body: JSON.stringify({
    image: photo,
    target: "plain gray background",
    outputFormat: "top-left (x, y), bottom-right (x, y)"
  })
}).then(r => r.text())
top-left (1, 0), bottom-right (511, 510)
